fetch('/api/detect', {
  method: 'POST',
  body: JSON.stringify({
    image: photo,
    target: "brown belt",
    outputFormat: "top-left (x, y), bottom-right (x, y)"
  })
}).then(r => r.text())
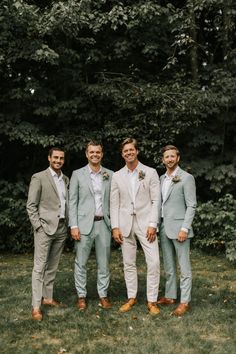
top-left (94, 216), bottom-right (104, 222)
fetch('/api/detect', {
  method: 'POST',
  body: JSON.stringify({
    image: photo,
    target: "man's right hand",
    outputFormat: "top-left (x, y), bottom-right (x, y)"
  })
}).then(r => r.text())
top-left (70, 227), bottom-right (81, 241)
top-left (112, 228), bottom-right (123, 245)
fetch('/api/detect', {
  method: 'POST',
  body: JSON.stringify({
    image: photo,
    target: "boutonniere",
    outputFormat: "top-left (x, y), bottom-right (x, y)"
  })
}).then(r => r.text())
top-left (102, 171), bottom-right (110, 181)
top-left (138, 170), bottom-right (146, 181)
top-left (172, 175), bottom-right (181, 183)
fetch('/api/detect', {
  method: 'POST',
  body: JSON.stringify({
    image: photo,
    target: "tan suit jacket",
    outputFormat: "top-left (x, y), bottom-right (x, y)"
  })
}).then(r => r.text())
top-left (110, 162), bottom-right (160, 236)
top-left (27, 168), bottom-right (69, 235)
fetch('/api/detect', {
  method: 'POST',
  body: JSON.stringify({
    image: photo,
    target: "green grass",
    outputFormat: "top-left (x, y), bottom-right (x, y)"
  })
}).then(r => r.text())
top-left (0, 249), bottom-right (235, 354)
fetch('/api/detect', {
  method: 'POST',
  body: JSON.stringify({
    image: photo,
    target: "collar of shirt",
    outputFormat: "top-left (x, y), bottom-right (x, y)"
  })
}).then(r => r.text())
top-left (125, 162), bottom-right (141, 175)
top-left (49, 167), bottom-right (63, 180)
top-left (88, 165), bottom-right (102, 175)
top-left (164, 166), bottom-right (179, 180)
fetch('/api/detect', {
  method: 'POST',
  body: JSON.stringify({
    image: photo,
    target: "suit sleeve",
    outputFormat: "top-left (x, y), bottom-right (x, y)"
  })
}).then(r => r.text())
top-left (149, 169), bottom-right (161, 226)
top-left (110, 174), bottom-right (120, 229)
top-left (26, 175), bottom-right (42, 231)
top-left (182, 174), bottom-right (197, 230)
top-left (68, 171), bottom-right (79, 227)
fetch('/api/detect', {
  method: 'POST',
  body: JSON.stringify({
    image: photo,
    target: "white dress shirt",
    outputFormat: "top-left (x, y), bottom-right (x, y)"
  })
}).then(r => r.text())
top-left (88, 165), bottom-right (103, 217)
top-left (49, 167), bottom-right (66, 218)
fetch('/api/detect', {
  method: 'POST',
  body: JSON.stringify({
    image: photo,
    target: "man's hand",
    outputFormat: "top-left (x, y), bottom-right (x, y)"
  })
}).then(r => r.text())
top-left (177, 230), bottom-right (188, 242)
top-left (70, 227), bottom-right (81, 241)
top-left (112, 228), bottom-right (123, 245)
top-left (146, 227), bottom-right (157, 243)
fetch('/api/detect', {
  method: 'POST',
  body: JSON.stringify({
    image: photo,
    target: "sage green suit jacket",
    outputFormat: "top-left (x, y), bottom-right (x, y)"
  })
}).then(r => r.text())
top-left (69, 165), bottom-right (113, 235)
top-left (160, 167), bottom-right (197, 239)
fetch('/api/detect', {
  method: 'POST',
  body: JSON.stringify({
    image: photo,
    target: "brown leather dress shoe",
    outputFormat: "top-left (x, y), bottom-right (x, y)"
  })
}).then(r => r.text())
top-left (157, 297), bottom-right (177, 305)
top-left (76, 297), bottom-right (87, 310)
top-left (42, 298), bottom-right (67, 308)
top-left (119, 298), bottom-right (137, 313)
top-left (99, 297), bottom-right (112, 309)
top-left (147, 302), bottom-right (161, 315)
top-left (32, 308), bottom-right (43, 321)
top-left (171, 303), bottom-right (190, 316)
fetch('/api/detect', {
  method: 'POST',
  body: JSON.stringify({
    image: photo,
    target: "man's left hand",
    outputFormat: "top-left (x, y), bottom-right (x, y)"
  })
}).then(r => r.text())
top-left (146, 227), bottom-right (157, 243)
top-left (178, 230), bottom-right (188, 242)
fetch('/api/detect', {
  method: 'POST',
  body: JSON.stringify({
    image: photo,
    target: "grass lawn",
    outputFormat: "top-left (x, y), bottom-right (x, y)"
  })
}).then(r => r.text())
top-left (0, 248), bottom-right (235, 354)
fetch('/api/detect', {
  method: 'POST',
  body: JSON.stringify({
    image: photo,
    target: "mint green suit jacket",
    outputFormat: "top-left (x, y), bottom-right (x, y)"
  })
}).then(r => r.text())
top-left (69, 165), bottom-right (113, 235)
top-left (160, 167), bottom-right (197, 239)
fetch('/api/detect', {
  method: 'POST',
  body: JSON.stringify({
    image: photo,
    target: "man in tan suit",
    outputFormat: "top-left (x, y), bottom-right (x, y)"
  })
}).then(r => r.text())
top-left (110, 138), bottom-right (161, 315)
top-left (27, 147), bottom-right (69, 321)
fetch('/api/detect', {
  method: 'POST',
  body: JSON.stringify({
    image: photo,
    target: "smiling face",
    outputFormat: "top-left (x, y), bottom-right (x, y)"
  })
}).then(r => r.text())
top-left (86, 144), bottom-right (103, 167)
top-left (121, 142), bottom-right (139, 167)
top-left (162, 149), bottom-right (180, 173)
top-left (48, 150), bottom-right (65, 174)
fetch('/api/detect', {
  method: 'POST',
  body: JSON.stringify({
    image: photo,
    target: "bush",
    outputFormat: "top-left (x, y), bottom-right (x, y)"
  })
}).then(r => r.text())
top-left (193, 194), bottom-right (236, 263)
top-left (0, 179), bottom-right (33, 253)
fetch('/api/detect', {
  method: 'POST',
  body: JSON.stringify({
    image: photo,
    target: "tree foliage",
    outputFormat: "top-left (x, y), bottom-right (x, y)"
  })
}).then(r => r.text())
top-left (0, 0), bottom-right (235, 254)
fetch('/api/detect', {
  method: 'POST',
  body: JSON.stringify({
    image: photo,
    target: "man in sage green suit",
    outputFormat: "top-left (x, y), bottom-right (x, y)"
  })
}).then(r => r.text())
top-left (27, 147), bottom-right (69, 321)
top-left (157, 145), bottom-right (197, 316)
top-left (69, 141), bottom-right (113, 310)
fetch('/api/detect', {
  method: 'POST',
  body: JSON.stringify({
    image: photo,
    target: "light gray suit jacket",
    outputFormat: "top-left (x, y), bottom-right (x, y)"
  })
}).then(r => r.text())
top-left (69, 165), bottom-right (113, 235)
top-left (160, 167), bottom-right (197, 239)
top-left (26, 168), bottom-right (69, 235)
top-left (110, 162), bottom-right (160, 237)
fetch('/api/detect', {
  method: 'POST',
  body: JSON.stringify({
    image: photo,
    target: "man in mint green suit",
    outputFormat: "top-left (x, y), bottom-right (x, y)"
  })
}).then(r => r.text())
top-left (157, 145), bottom-right (197, 316)
top-left (69, 141), bottom-right (113, 310)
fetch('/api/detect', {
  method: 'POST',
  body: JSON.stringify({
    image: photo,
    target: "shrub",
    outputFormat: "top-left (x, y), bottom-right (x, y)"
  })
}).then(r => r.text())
top-left (193, 194), bottom-right (236, 263)
top-left (0, 179), bottom-right (33, 253)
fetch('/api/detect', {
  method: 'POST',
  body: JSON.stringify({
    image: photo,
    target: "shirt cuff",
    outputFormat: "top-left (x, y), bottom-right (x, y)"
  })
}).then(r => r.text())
top-left (70, 225), bottom-right (78, 229)
top-left (149, 223), bottom-right (157, 229)
top-left (181, 227), bottom-right (188, 233)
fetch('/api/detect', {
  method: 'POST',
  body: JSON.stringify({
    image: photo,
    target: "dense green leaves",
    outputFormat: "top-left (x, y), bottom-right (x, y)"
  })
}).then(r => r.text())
top-left (193, 194), bottom-right (236, 263)
top-left (0, 0), bottom-right (235, 255)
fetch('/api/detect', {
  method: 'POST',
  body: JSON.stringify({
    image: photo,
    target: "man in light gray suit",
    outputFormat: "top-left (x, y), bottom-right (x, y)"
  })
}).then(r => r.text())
top-left (157, 145), bottom-right (197, 316)
top-left (110, 138), bottom-right (161, 315)
top-left (27, 147), bottom-right (69, 321)
top-left (69, 141), bottom-right (113, 310)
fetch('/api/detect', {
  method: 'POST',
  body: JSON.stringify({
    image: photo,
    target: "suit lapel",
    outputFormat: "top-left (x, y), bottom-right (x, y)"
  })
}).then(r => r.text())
top-left (46, 168), bottom-right (59, 198)
top-left (121, 167), bottom-right (133, 201)
top-left (101, 167), bottom-right (106, 202)
top-left (135, 163), bottom-right (145, 198)
top-left (84, 166), bottom-right (94, 196)
top-left (162, 167), bottom-right (183, 203)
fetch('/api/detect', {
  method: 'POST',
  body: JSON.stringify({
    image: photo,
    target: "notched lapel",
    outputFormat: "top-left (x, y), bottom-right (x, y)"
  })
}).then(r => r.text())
top-left (163, 168), bottom-right (184, 203)
top-left (121, 168), bottom-right (133, 201)
top-left (46, 169), bottom-right (59, 197)
top-left (84, 167), bottom-right (94, 195)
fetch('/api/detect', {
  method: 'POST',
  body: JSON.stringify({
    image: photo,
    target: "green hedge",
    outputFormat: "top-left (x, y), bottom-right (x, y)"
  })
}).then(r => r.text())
top-left (193, 194), bottom-right (236, 263)
top-left (0, 179), bottom-right (235, 263)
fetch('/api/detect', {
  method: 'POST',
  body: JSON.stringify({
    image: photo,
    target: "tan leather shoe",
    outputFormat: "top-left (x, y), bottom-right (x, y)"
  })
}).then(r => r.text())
top-left (76, 297), bottom-right (87, 310)
top-left (157, 297), bottom-right (176, 305)
top-left (32, 308), bottom-right (43, 321)
top-left (147, 302), bottom-right (161, 315)
top-left (42, 298), bottom-right (67, 307)
top-left (99, 297), bottom-right (112, 309)
top-left (171, 303), bottom-right (190, 316)
top-left (119, 298), bottom-right (137, 313)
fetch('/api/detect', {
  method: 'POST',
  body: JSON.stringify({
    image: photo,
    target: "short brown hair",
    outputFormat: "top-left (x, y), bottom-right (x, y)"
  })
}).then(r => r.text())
top-left (120, 138), bottom-right (138, 153)
top-left (85, 140), bottom-right (103, 152)
top-left (161, 145), bottom-right (180, 156)
top-left (48, 147), bottom-right (65, 157)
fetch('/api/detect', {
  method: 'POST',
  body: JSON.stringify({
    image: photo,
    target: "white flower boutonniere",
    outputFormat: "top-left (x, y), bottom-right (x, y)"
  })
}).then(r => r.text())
top-left (138, 170), bottom-right (146, 181)
top-left (102, 171), bottom-right (110, 181)
top-left (172, 175), bottom-right (181, 183)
